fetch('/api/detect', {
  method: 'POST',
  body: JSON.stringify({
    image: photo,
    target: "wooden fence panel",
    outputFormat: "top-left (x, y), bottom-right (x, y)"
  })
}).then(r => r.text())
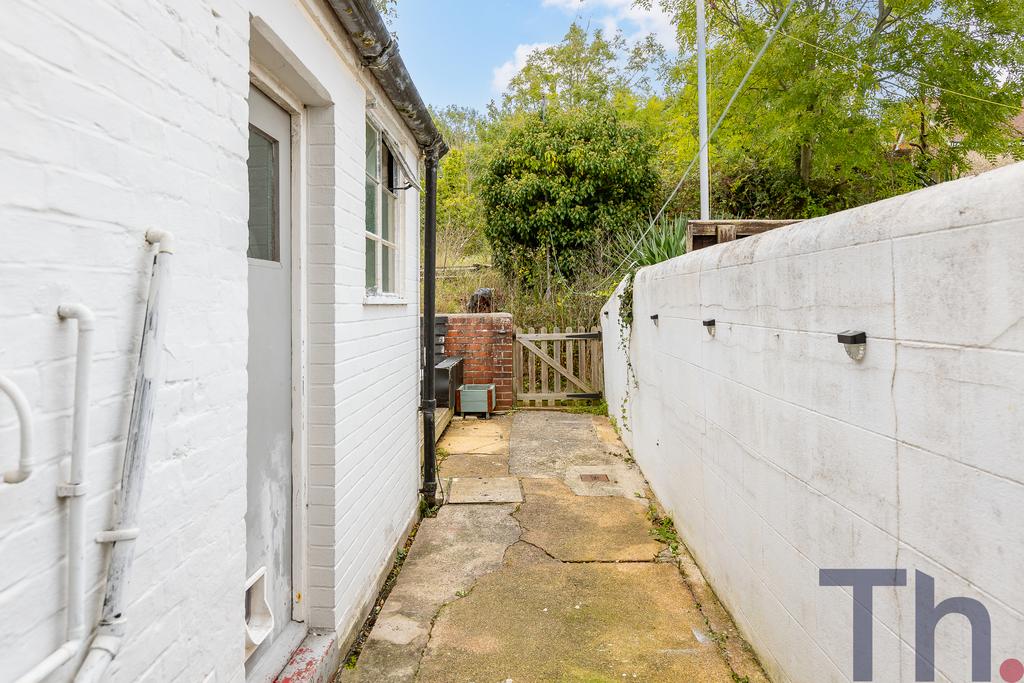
top-left (514, 326), bottom-right (604, 406)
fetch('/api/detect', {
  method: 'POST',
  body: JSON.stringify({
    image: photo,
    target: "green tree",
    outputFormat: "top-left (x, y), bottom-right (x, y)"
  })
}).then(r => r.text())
top-left (433, 106), bottom-right (488, 265)
top-left (373, 0), bottom-right (398, 23)
top-left (649, 0), bottom-right (1024, 216)
top-left (479, 105), bottom-right (659, 286)
top-left (499, 23), bottom-right (664, 113)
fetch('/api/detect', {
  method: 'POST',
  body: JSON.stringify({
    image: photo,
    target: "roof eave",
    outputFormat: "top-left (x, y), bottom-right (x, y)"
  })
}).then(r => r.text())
top-left (326, 0), bottom-right (448, 158)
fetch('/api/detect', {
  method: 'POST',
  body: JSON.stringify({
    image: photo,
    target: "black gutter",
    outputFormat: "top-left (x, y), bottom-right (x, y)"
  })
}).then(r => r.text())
top-left (326, 0), bottom-right (447, 506)
top-left (326, 0), bottom-right (449, 157)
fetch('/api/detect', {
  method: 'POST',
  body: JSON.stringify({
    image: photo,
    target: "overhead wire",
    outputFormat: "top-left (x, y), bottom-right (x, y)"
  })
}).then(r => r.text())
top-left (596, 0), bottom-right (799, 292)
top-left (597, 0), bottom-right (1020, 294)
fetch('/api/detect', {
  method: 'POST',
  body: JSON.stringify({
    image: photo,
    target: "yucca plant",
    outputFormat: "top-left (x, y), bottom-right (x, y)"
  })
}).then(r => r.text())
top-left (613, 215), bottom-right (688, 269)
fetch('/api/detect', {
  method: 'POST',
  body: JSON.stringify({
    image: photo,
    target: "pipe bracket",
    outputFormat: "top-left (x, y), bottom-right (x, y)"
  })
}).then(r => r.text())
top-left (95, 528), bottom-right (140, 543)
top-left (57, 483), bottom-right (87, 497)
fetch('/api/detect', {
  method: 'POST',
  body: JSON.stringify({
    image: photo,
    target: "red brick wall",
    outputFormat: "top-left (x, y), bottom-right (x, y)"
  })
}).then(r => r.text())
top-left (443, 313), bottom-right (514, 410)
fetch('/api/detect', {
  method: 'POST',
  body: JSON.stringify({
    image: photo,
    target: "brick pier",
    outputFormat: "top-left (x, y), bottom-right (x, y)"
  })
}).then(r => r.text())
top-left (442, 313), bottom-right (514, 410)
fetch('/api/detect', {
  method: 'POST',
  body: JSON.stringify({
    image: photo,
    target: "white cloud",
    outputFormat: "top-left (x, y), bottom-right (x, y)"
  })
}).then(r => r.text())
top-left (541, 0), bottom-right (677, 50)
top-left (492, 42), bottom-right (552, 94)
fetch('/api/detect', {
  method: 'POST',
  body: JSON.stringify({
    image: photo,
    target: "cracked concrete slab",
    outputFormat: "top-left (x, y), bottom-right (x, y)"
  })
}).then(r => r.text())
top-left (448, 477), bottom-right (523, 504)
top-left (339, 411), bottom-right (767, 683)
top-left (516, 478), bottom-right (663, 562)
top-left (417, 557), bottom-right (736, 682)
top-left (339, 504), bottom-right (520, 682)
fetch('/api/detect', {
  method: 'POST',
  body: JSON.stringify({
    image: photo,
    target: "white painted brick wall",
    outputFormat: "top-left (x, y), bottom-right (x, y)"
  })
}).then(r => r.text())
top-left (603, 163), bottom-right (1024, 683)
top-left (2, 0), bottom-right (426, 680)
top-left (0, 1), bottom-right (251, 680)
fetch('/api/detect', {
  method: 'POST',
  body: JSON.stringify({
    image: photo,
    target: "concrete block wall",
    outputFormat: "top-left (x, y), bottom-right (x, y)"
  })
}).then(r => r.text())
top-left (443, 313), bottom-right (514, 410)
top-left (602, 163), bottom-right (1024, 683)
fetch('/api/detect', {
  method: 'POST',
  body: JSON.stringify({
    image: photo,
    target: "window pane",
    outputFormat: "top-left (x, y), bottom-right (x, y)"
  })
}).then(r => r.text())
top-left (365, 237), bottom-right (377, 290)
top-left (247, 127), bottom-right (278, 261)
top-left (365, 122), bottom-right (378, 178)
top-left (381, 192), bottom-right (394, 241)
top-left (365, 179), bottom-right (377, 235)
top-left (384, 145), bottom-right (397, 191)
top-left (382, 245), bottom-right (394, 293)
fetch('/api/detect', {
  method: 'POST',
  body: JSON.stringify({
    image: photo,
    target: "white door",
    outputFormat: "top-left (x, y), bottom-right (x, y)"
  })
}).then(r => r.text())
top-left (245, 85), bottom-right (293, 671)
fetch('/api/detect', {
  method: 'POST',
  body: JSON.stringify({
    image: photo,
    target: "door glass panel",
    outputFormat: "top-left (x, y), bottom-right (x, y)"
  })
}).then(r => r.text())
top-left (365, 237), bottom-right (377, 290)
top-left (382, 245), bottom-right (394, 292)
top-left (247, 126), bottom-right (278, 261)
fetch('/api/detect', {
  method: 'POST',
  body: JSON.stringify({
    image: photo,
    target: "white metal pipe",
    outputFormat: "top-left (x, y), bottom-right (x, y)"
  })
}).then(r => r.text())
top-left (15, 304), bottom-right (96, 683)
top-left (0, 374), bottom-right (33, 483)
top-left (144, 228), bottom-right (175, 254)
top-left (696, 0), bottom-right (711, 220)
top-left (14, 639), bottom-right (84, 683)
top-left (56, 303), bottom-right (95, 642)
top-left (75, 231), bottom-right (173, 683)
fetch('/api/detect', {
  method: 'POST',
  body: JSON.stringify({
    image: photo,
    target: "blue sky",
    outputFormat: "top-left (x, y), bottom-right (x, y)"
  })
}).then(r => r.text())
top-left (392, 0), bottom-right (675, 112)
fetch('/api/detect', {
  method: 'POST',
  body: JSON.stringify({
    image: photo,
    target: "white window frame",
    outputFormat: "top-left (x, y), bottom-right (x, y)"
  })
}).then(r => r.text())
top-left (365, 120), bottom-right (404, 297)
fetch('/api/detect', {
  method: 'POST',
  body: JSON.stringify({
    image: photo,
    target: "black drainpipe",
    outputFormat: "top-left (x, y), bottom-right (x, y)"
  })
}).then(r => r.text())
top-left (328, 0), bottom-right (448, 507)
top-left (420, 146), bottom-right (440, 506)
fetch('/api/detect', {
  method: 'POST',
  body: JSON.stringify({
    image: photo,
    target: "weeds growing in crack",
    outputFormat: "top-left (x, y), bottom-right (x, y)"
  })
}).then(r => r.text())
top-left (341, 524), bottom-right (420, 670)
top-left (565, 399), bottom-right (608, 415)
top-left (646, 504), bottom-right (681, 555)
top-left (419, 496), bottom-right (441, 518)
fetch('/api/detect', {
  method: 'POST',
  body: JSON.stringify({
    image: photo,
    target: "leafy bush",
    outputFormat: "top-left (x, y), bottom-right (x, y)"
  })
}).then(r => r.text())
top-left (479, 105), bottom-right (658, 286)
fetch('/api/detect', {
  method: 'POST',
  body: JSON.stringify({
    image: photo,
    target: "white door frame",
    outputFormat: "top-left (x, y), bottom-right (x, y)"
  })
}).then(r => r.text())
top-left (249, 67), bottom-right (309, 626)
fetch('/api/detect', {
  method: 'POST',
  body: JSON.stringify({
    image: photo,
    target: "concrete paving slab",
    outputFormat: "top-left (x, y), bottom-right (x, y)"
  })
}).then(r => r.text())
top-left (564, 463), bottom-right (647, 500)
top-left (516, 478), bottom-right (663, 562)
top-left (510, 411), bottom-right (623, 478)
top-left (437, 415), bottom-right (511, 456)
top-left (438, 453), bottom-right (508, 479)
top-left (340, 504), bottom-right (520, 683)
top-left (447, 476), bottom-right (523, 504)
top-left (592, 414), bottom-right (630, 454)
top-left (339, 411), bottom-right (766, 683)
top-left (677, 550), bottom-right (772, 683)
top-left (417, 559), bottom-right (735, 682)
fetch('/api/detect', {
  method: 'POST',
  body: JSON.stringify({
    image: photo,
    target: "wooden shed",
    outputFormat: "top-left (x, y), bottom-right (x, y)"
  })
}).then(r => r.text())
top-left (687, 219), bottom-right (802, 251)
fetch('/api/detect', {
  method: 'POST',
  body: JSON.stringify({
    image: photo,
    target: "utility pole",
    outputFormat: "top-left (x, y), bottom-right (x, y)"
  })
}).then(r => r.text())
top-left (696, 0), bottom-right (710, 220)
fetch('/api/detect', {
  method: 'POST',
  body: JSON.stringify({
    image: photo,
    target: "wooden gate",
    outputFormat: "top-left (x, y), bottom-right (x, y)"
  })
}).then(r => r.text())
top-left (514, 327), bottom-right (603, 407)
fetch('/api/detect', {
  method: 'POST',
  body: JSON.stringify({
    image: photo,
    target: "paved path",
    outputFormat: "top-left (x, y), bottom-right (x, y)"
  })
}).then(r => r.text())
top-left (339, 411), bottom-right (767, 682)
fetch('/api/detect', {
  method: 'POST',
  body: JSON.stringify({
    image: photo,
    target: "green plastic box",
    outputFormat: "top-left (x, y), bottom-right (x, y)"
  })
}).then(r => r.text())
top-left (457, 384), bottom-right (496, 418)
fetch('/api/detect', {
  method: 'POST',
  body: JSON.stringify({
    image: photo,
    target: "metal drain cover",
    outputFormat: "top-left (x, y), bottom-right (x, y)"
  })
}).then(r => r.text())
top-left (580, 473), bottom-right (610, 482)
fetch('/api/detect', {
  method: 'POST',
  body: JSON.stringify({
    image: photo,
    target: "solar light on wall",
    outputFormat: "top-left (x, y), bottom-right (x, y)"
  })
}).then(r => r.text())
top-left (650, 314), bottom-right (659, 326)
top-left (703, 319), bottom-right (716, 337)
top-left (837, 330), bottom-right (867, 361)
